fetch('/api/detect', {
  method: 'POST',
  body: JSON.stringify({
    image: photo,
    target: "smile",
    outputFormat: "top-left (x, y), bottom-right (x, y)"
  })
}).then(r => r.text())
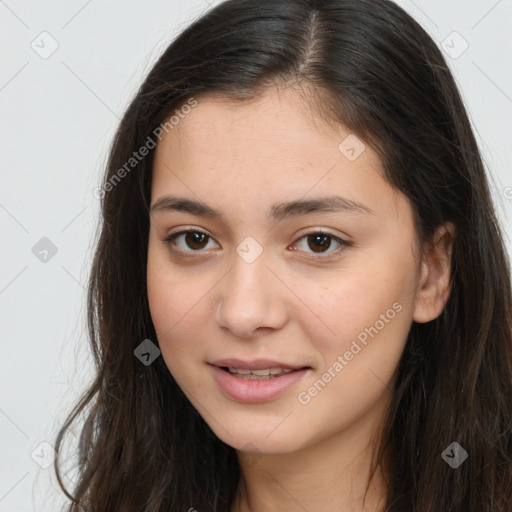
top-left (210, 364), bottom-right (311, 403)
top-left (224, 367), bottom-right (296, 379)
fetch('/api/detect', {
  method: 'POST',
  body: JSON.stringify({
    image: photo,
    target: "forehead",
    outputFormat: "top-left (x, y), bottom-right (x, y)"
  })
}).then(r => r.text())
top-left (150, 87), bottom-right (407, 226)
top-left (156, 89), bottom-right (371, 170)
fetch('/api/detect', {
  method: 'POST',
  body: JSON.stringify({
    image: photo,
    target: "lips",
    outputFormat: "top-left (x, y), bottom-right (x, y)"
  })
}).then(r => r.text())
top-left (208, 358), bottom-right (311, 402)
top-left (210, 358), bottom-right (309, 371)
top-left (226, 367), bottom-right (295, 379)
top-left (209, 363), bottom-right (311, 403)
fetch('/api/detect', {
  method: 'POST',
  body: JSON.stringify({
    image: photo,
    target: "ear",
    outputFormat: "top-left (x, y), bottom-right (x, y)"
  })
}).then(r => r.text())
top-left (413, 222), bottom-right (456, 323)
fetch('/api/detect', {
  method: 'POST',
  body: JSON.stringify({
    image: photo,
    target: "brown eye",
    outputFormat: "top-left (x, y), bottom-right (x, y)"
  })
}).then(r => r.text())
top-left (184, 231), bottom-right (209, 250)
top-left (292, 231), bottom-right (350, 257)
top-left (165, 230), bottom-right (218, 252)
top-left (307, 233), bottom-right (333, 253)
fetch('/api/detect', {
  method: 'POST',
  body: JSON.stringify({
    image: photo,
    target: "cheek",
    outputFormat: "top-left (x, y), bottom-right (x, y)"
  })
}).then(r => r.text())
top-left (147, 235), bottom-right (212, 333)
top-left (294, 294), bottom-right (411, 443)
top-left (147, 249), bottom-right (206, 374)
top-left (148, 287), bottom-right (205, 393)
top-left (295, 253), bottom-right (417, 420)
top-left (303, 264), bottom-right (415, 361)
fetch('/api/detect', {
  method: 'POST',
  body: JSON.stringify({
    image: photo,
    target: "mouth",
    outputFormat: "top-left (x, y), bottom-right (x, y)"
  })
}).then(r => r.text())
top-left (209, 361), bottom-right (312, 403)
top-left (217, 366), bottom-right (310, 380)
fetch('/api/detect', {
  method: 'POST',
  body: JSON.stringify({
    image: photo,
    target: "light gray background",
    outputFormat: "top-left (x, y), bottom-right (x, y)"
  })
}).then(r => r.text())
top-left (1, 0), bottom-right (511, 510)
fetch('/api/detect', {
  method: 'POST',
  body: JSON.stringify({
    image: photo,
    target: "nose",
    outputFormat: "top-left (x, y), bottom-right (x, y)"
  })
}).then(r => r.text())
top-left (214, 250), bottom-right (288, 339)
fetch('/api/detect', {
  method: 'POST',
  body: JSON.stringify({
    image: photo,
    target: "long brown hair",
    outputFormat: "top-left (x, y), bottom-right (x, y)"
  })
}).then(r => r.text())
top-left (54, 0), bottom-right (512, 510)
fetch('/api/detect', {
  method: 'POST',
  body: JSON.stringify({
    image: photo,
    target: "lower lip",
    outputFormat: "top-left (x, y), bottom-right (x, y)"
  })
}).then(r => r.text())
top-left (210, 365), bottom-right (310, 403)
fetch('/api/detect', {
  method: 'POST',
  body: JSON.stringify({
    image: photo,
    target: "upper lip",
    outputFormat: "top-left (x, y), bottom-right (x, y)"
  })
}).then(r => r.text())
top-left (210, 358), bottom-right (309, 370)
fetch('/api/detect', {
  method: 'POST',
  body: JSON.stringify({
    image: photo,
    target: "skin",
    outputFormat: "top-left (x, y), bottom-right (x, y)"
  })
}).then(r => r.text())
top-left (147, 85), bottom-right (454, 512)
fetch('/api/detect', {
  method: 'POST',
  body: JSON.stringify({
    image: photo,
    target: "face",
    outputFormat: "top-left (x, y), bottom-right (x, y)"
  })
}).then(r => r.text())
top-left (147, 86), bottom-right (423, 455)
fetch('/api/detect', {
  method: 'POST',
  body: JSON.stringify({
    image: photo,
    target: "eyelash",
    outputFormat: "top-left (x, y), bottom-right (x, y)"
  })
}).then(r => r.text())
top-left (164, 228), bottom-right (352, 258)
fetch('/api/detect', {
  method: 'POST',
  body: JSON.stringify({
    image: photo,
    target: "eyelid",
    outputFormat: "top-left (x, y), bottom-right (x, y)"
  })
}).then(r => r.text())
top-left (165, 225), bottom-right (211, 239)
top-left (293, 227), bottom-right (350, 242)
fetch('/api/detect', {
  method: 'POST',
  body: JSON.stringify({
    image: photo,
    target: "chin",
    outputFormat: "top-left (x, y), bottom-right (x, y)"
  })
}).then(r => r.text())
top-left (209, 420), bottom-right (307, 455)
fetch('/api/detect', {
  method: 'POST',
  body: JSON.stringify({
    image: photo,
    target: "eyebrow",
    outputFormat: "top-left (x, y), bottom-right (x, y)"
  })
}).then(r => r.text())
top-left (150, 194), bottom-right (375, 222)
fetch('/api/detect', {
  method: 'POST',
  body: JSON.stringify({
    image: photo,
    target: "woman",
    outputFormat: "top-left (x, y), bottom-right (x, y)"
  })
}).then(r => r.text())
top-left (55, 0), bottom-right (512, 510)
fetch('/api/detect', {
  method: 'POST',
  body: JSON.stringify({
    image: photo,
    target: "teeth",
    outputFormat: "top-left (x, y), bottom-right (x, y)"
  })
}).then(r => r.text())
top-left (251, 369), bottom-right (270, 376)
top-left (227, 367), bottom-right (296, 379)
top-left (229, 367), bottom-right (250, 374)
